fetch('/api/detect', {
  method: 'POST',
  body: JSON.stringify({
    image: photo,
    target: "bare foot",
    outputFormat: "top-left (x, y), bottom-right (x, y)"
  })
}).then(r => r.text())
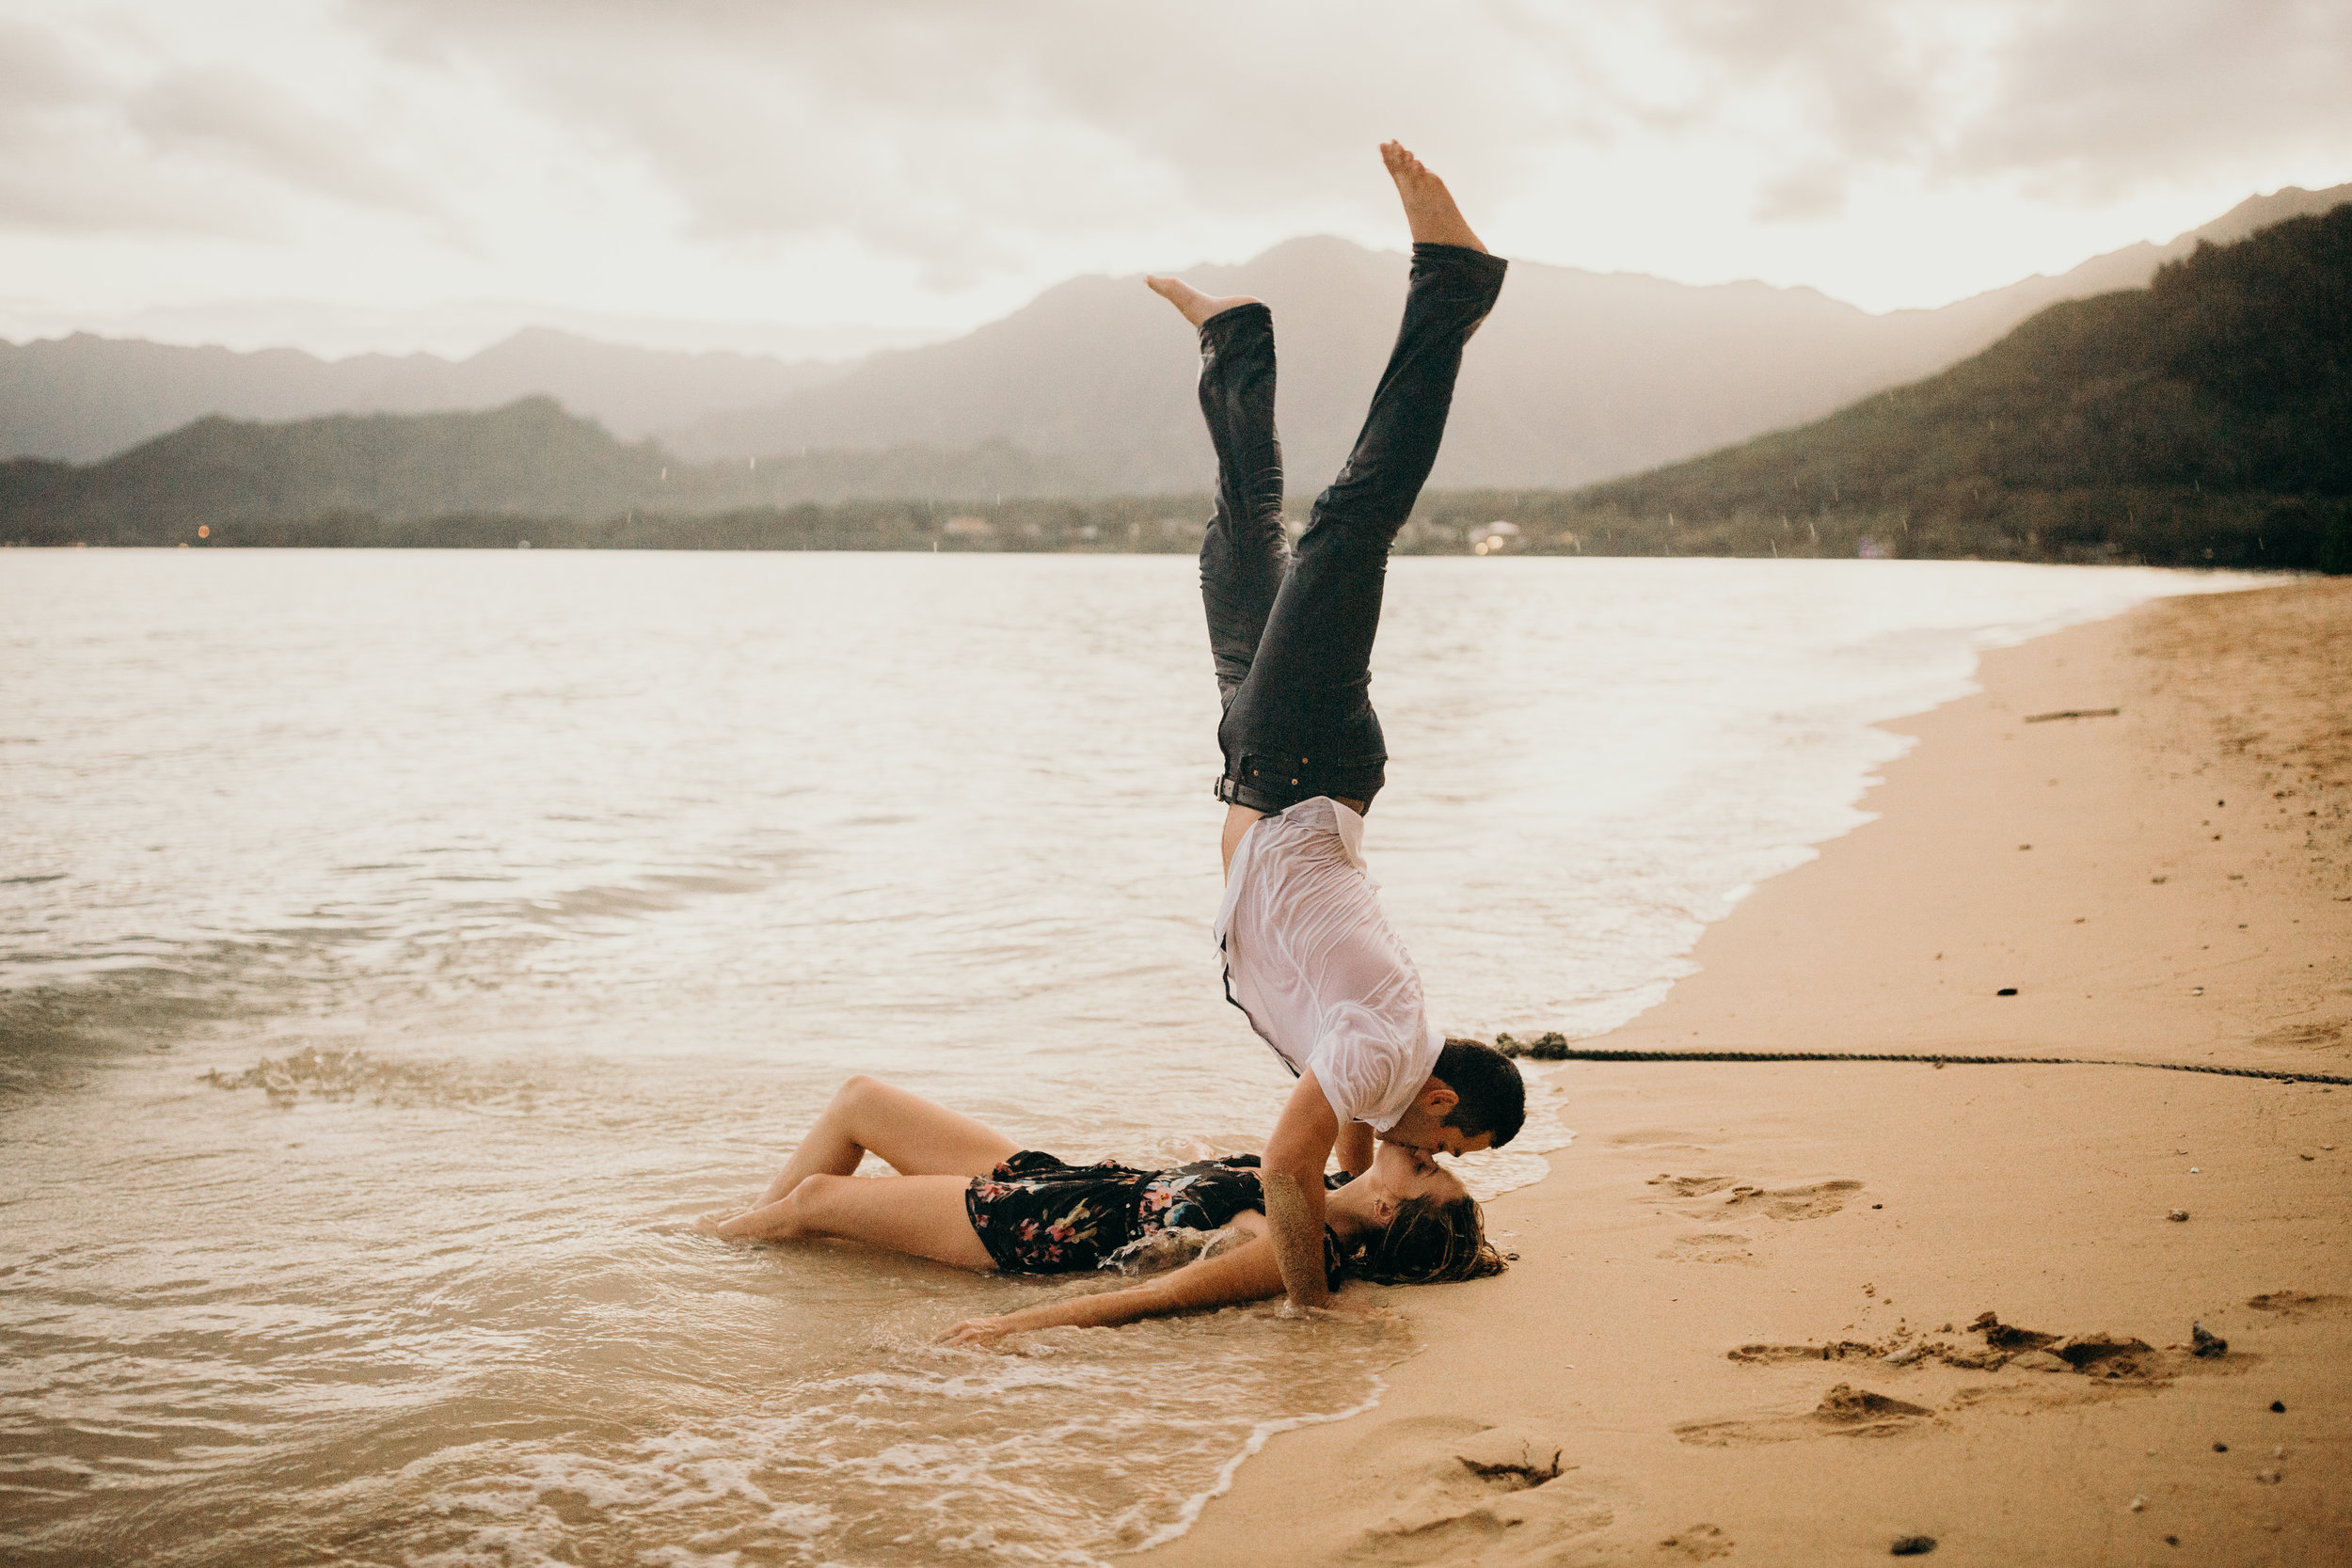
top-left (1146, 274), bottom-right (1260, 329)
top-left (691, 1211), bottom-right (736, 1237)
top-left (1380, 141), bottom-right (1486, 253)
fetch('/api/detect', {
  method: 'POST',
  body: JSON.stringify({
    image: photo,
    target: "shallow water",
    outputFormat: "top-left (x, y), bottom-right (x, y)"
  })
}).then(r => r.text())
top-left (0, 550), bottom-right (2242, 1563)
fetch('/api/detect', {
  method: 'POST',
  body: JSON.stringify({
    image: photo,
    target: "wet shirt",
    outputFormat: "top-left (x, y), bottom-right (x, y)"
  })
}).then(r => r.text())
top-left (1214, 797), bottom-right (1442, 1132)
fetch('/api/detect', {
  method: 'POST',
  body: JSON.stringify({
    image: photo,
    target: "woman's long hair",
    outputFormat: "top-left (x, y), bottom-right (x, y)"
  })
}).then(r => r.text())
top-left (1352, 1193), bottom-right (1508, 1285)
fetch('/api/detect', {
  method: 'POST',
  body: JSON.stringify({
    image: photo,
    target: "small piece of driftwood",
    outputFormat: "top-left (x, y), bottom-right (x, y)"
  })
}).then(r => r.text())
top-left (2022, 707), bottom-right (2122, 723)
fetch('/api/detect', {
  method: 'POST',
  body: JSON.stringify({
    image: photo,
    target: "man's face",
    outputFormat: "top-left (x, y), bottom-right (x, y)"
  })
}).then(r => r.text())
top-left (1381, 1101), bottom-right (1494, 1159)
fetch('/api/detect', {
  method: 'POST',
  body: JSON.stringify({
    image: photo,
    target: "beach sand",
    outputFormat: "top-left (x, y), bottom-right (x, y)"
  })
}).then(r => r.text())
top-left (1150, 578), bottom-right (2351, 1567)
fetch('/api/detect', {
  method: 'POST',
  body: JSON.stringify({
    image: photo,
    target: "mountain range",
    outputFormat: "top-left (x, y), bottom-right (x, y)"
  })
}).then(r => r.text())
top-left (0, 329), bottom-right (842, 467)
top-left (660, 183), bottom-right (2352, 495)
top-left (6, 197), bottom-right (2345, 572)
top-left (1543, 201), bottom-right (2352, 571)
top-left (5, 183), bottom-right (2344, 495)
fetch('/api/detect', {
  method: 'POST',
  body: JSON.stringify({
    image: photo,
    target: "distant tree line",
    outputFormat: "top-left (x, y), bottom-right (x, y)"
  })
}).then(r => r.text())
top-left (12, 485), bottom-right (2344, 573)
top-left (7, 205), bottom-right (2346, 572)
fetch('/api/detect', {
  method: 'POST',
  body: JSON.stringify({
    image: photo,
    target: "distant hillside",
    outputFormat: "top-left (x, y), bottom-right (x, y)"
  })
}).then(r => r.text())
top-left (1507, 202), bottom-right (2351, 570)
top-left (660, 183), bottom-right (2352, 492)
top-left (7, 201), bottom-right (2344, 570)
top-left (0, 328), bottom-right (842, 463)
top-left (0, 397), bottom-right (1100, 544)
top-left (8, 183), bottom-right (2344, 488)
top-left (1856, 182), bottom-right (2352, 375)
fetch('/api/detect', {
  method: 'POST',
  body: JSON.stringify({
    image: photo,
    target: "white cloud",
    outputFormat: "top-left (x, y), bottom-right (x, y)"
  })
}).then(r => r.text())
top-left (1947, 0), bottom-right (2352, 197)
top-left (0, 0), bottom-right (2342, 351)
top-left (347, 0), bottom-right (1593, 262)
top-left (127, 65), bottom-right (451, 223)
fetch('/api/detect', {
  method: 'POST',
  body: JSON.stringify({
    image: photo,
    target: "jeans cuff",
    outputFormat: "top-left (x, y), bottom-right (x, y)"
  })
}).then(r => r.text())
top-left (1409, 242), bottom-right (1508, 301)
top-left (1198, 299), bottom-right (1273, 349)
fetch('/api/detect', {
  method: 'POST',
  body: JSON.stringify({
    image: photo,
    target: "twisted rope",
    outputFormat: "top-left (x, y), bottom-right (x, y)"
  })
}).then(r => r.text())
top-left (1507, 1046), bottom-right (2350, 1087)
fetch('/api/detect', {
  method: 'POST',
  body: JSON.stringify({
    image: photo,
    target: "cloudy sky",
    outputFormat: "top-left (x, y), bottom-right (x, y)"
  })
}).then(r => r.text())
top-left (2, 0), bottom-right (2345, 359)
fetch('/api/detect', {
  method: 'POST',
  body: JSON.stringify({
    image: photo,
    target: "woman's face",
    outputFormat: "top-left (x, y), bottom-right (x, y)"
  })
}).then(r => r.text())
top-left (1366, 1140), bottom-right (1468, 1213)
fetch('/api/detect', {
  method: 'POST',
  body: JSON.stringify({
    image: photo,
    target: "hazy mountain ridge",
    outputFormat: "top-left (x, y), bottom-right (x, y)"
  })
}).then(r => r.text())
top-left (9, 197), bottom-right (2344, 578)
top-left (0, 328), bottom-right (844, 465)
top-left (8, 195), bottom-right (2345, 576)
top-left (653, 182), bottom-right (2352, 491)
top-left (6, 188), bottom-right (2346, 565)
top-left (7, 182), bottom-right (2344, 488)
top-left (0, 397), bottom-right (1102, 539)
top-left (1530, 201), bottom-right (2352, 571)
top-left (1850, 183), bottom-right (2352, 370)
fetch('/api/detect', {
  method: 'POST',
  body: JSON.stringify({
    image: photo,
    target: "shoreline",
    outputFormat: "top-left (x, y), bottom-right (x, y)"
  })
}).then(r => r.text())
top-left (1148, 578), bottom-right (2351, 1565)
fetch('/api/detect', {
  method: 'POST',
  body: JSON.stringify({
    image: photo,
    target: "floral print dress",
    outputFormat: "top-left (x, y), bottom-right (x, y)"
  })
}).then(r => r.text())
top-left (963, 1151), bottom-right (1346, 1286)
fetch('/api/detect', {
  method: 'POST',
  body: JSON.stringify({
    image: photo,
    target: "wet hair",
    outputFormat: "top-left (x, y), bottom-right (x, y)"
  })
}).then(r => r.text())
top-left (1435, 1038), bottom-right (1526, 1148)
top-left (1352, 1192), bottom-right (1509, 1286)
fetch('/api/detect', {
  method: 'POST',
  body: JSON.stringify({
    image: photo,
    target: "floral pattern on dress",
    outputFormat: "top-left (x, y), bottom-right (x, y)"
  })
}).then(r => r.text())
top-left (962, 1152), bottom-right (1154, 1274)
top-left (966, 1151), bottom-right (1349, 1286)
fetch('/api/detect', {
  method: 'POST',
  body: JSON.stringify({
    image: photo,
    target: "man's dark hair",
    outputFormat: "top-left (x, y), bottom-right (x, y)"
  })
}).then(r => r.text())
top-left (1435, 1037), bottom-right (1525, 1147)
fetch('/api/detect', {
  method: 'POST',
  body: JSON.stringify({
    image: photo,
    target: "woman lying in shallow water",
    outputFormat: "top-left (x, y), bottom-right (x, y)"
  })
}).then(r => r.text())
top-left (695, 1075), bottom-right (1504, 1345)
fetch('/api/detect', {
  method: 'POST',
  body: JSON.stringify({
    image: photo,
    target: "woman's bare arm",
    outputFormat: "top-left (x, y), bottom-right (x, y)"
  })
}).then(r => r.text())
top-left (937, 1231), bottom-right (1289, 1345)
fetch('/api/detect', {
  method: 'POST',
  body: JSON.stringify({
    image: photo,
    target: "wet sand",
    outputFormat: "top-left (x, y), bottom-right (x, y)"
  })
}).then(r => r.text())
top-left (1150, 577), bottom-right (2352, 1567)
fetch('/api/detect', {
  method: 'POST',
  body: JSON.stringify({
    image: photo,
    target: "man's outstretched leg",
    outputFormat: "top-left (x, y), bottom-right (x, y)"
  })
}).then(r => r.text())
top-left (1147, 275), bottom-right (1290, 709)
top-left (1217, 142), bottom-right (1508, 814)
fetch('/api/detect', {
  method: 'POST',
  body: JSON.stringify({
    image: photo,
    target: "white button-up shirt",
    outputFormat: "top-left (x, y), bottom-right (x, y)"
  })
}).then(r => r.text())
top-left (1214, 797), bottom-right (1443, 1132)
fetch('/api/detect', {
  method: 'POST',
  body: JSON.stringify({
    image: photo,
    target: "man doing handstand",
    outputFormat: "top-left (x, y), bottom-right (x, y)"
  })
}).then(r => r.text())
top-left (1146, 142), bottom-right (1526, 1310)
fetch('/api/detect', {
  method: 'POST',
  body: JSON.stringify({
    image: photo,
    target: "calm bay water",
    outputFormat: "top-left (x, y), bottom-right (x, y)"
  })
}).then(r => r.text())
top-left (0, 549), bottom-right (2239, 1564)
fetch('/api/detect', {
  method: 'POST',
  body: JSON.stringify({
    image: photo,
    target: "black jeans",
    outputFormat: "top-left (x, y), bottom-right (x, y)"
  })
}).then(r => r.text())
top-left (1198, 242), bottom-right (1507, 814)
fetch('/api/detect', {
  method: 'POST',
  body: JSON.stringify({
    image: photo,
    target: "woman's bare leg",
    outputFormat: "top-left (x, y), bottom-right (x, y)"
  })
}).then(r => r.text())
top-left (753, 1076), bottom-right (1022, 1208)
top-left (708, 1173), bottom-right (997, 1270)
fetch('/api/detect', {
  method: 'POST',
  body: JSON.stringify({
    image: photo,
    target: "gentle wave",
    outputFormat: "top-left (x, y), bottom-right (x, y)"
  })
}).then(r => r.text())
top-left (0, 551), bottom-right (2250, 1564)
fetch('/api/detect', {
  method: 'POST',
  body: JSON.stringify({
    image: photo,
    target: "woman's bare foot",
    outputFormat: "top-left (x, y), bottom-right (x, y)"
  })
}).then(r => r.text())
top-left (1380, 141), bottom-right (1486, 253)
top-left (691, 1211), bottom-right (737, 1237)
top-left (1146, 275), bottom-right (1260, 329)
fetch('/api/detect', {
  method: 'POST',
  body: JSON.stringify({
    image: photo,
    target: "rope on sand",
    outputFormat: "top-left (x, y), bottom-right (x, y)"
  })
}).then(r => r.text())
top-left (1507, 1046), bottom-right (2352, 1087)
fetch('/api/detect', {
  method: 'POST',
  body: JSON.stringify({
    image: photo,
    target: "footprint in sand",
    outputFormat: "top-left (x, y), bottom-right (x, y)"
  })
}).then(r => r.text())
top-left (2252, 1020), bottom-right (2344, 1048)
top-left (2247, 1291), bottom-right (2347, 1319)
top-left (1659, 1523), bottom-right (1734, 1560)
top-left (1646, 1176), bottom-right (1863, 1219)
top-left (1716, 1180), bottom-right (1863, 1221)
top-left (1660, 1232), bottom-right (1760, 1266)
top-left (1726, 1340), bottom-right (1886, 1364)
top-left (1341, 1421), bottom-right (1611, 1567)
top-left (1613, 1130), bottom-right (1717, 1151)
top-left (1646, 1174), bottom-right (1736, 1197)
top-left (1676, 1383), bottom-right (1934, 1447)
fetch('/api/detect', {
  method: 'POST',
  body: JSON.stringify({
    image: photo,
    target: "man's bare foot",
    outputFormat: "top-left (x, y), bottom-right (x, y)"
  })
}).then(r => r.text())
top-left (1146, 275), bottom-right (1260, 329)
top-left (1380, 141), bottom-right (1486, 253)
